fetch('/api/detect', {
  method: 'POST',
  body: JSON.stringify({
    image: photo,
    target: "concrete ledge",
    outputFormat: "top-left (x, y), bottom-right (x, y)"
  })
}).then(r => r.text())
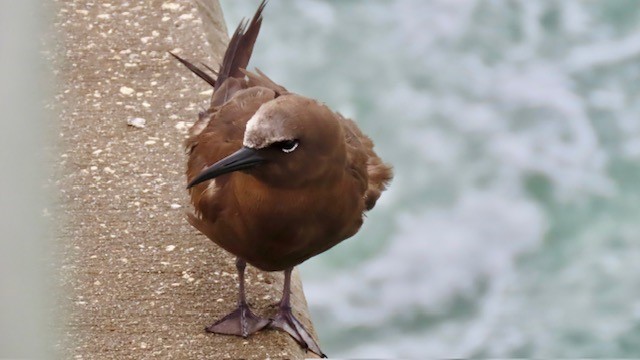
top-left (54, 0), bottom-right (319, 358)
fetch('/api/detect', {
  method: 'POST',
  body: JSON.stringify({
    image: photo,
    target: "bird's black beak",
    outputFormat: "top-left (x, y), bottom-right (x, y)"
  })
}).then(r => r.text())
top-left (187, 147), bottom-right (265, 189)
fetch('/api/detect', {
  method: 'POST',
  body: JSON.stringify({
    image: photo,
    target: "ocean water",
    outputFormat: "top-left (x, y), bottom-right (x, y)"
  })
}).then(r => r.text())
top-left (220, 1), bottom-right (640, 357)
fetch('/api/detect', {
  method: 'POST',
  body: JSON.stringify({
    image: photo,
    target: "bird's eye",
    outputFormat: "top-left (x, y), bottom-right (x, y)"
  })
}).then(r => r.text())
top-left (274, 139), bottom-right (299, 153)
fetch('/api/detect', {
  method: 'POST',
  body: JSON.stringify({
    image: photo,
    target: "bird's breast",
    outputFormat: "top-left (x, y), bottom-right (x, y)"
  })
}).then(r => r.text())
top-left (202, 173), bottom-right (364, 271)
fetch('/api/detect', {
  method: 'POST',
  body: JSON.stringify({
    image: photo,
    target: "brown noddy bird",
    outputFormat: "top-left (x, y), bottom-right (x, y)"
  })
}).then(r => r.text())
top-left (171, 1), bottom-right (392, 357)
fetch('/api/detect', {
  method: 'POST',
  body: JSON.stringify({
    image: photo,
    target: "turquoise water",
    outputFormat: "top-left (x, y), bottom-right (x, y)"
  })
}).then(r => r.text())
top-left (221, 1), bottom-right (640, 357)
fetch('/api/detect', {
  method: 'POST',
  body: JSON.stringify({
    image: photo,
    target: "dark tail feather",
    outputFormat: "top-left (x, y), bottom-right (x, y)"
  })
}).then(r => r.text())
top-left (170, 1), bottom-right (266, 106)
top-left (214, 0), bottom-right (266, 91)
top-left (201, 62), bottom-right (219, 76)
top-left (169, 51), bottom-right (216, 88)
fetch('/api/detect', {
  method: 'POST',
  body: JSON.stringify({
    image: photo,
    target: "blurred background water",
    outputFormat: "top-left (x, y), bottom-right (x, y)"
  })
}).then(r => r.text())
top-left (222, 1), bottom-right (640, 357)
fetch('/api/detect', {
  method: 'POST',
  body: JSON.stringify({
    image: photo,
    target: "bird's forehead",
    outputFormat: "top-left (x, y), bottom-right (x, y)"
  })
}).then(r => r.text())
top-left (243, 105), bottom-right (292, 149)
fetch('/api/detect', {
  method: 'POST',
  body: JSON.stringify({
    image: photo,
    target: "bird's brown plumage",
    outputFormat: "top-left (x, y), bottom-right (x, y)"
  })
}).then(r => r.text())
top-left (172, 1), bottom-right (392, 355)
top-left (179, 2), bottom-right (392, 272)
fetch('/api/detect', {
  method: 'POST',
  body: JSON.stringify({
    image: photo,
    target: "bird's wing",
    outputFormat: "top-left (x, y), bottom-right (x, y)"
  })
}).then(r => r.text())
top-left (340, 116), bottom-right (393, 210)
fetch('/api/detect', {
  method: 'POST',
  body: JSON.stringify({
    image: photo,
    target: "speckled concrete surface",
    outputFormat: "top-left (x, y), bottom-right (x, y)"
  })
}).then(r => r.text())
top-left (51, 1), bottom-right (318, 358)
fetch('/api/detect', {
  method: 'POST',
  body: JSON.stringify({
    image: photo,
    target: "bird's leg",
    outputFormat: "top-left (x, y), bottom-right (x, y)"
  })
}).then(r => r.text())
top-left (205, 258), bottom-right (269, 337)
top-left (269, 268), bottom-right (327, 358)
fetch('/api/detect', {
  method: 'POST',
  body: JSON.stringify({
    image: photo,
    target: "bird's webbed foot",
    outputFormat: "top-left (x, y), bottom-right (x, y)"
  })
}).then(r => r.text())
top-left (269, 305), bottom-right (327, 358)
top-left (205, 302), bottom-right (270, 338)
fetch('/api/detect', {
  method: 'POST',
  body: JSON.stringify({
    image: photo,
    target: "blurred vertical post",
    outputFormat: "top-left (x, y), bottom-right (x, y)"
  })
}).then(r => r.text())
top-left (0, 0), bottom-right (51, 359)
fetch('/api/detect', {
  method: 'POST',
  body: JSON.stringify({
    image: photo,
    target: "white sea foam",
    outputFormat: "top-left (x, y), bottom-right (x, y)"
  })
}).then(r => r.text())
top-left (306, 191), bottom-right (545, 320)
